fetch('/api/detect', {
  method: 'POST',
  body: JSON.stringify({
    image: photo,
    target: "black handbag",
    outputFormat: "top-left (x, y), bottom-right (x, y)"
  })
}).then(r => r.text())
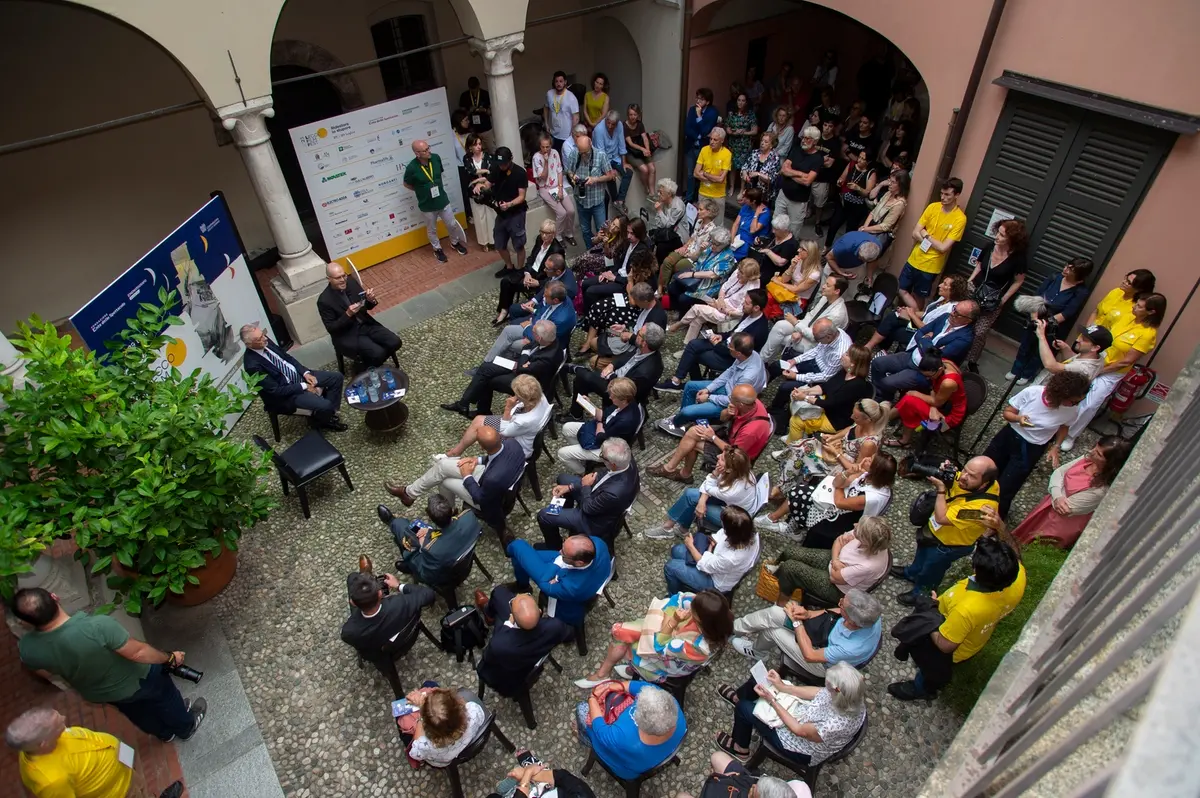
top-left (972, 253), bottom-right (1005, 311)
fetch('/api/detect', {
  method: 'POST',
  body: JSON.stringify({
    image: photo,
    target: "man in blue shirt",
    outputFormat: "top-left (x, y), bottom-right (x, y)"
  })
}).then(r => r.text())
top-left (593, 112), bottom-right (633, 215)
top-left (683, 88), bottom-right (718, 202)
top-left (826, 231), bottom-right (882, 279)
top-left (579, 681), bottom-right (686, 780)
top-left (506, 533), bottom-right (611, 626)
top-left (657, 332), bottom-right (767, 432)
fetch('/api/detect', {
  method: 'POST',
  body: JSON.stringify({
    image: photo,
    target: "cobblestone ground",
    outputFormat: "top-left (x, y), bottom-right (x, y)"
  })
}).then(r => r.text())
top-left (220, 293), bottom-right (1074, 798)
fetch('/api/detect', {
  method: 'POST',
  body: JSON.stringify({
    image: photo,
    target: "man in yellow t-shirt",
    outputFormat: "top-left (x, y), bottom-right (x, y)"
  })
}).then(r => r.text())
top-left (889, 533), bottom-right (1025, 700)
top-left (899, 177), bottom-right (967, 310)
top-left (7, 708), bottom-right (184, 798)
top-left (694, 127), bottom-right (733, 221)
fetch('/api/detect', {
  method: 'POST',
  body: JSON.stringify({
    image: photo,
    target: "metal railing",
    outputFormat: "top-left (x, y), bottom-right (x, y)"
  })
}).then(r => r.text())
top-left (920, 344), bottom-right (1200, 798)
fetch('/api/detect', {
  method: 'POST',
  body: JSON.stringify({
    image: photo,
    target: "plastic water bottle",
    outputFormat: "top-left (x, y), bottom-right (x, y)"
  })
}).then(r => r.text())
top-left (357, 382), bottom-right (368, 403)
top-left (382, 369), bottom-right (396, 391)
top-left (366, 375), bottom-right (380, 403)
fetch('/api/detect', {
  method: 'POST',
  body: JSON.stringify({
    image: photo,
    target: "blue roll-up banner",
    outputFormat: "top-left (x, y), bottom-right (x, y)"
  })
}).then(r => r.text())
top-left (70, 195), bottom-right (270, 429)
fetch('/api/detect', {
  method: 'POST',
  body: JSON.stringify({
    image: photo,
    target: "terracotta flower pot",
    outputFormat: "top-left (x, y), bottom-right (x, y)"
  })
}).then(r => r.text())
top-left (166, 545), bottom-right (238, 606)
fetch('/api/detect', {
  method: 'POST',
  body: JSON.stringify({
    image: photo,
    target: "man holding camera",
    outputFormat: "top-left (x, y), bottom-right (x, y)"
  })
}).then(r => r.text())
top-left (377, 494), bottom-right (481, 588)
top-left (563, 135), bottom-right (615, 249)
top-left (13, 588), bottom-right (207, 742)
top-left (341, 572), bottom-right (436, 698)
top-left (1031, 319), bottom-right (1110, 385)
top-left (891, 456), bottom-right (1000, 606)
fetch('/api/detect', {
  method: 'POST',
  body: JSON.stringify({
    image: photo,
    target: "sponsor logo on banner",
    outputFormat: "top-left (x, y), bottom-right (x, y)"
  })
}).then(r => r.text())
top-left (321, 172), bottom-right (347, 183)
top-left (321, 195), bottom-right (349, 208)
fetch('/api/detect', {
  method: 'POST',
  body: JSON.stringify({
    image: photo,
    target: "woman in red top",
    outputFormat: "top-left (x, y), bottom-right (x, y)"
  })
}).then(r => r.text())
top-left (886, 352), bottom-right (966, 448)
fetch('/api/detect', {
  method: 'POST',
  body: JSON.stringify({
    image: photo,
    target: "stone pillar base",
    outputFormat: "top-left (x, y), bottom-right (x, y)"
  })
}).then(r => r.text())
top-left (270, 275), bottom-right (328, 345)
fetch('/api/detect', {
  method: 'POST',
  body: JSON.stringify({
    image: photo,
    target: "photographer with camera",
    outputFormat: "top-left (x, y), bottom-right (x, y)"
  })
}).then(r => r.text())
top-left (891, 456), bottom-right (1000, 606)
top-left (563, 135), bottom-right (616, 249)
top-left (377, 494), bottom-right (482, 588)
top-left (13, 588), bottom-right (208, 742)
top-left (340, 571), bottom-right (436, 698)
top-left (1004, 257), bottom-right (1093, 385)
top-left (1031, 320), bottom-right (1110, 385)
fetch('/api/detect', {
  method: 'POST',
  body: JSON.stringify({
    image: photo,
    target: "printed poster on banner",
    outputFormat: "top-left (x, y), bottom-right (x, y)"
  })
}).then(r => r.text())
top-left (69, 195), bottom-right (269, 431)
top-left (288, 87), bottom-right (467, 270)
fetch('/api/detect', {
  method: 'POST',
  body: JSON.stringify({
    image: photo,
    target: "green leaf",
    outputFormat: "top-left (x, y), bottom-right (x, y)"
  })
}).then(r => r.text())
top-left (90, 555), bottom-right (112, 573)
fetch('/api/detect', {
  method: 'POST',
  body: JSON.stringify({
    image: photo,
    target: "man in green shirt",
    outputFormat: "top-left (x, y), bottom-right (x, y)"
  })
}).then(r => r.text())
top-left (15, 588), bottom-right (207, 742)
top-left (403, 139), bottom-right (469, 263)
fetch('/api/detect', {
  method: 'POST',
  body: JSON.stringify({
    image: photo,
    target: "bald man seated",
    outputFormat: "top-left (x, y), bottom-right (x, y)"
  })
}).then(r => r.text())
top-left (474, 585), bottom-right (574, 697)
top-left (316, 263), bottom-right (402, 368)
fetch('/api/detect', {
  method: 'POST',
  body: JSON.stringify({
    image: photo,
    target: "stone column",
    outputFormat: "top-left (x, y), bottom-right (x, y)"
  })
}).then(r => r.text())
top-left (469, 33), bottom-right (526, 156)
top-left (217, 96), bottom-right (329, 343)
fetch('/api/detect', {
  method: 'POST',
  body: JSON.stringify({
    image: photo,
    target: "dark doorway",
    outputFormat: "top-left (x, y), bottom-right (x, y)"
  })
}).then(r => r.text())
top-left (371, 15), bottom-right (437, 99)
top-left (746, 36), bottom-right (767, 89)
top-left (267, 64), bottom-right (343, 255)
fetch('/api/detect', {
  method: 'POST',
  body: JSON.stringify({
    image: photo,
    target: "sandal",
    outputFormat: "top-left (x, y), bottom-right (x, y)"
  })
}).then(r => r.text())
top-left (882, 436), bottom-right (908, 448)
top-left (716, 683), bottom-right (739, 709)
top-left (648, 464), bottom-right (693, 484)
top-left (714, 732), bottom-right (750, 761)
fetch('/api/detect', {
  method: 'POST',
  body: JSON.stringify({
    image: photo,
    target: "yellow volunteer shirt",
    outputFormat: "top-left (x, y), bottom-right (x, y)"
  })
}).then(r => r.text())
top-left (938, 563), bottom-right (1028, 662)
top-left (1093, 287), bottom-right (1133, 332)
top-left (928, 479), bottom-right (1000, 548)
top-left (907, 202), bottom-right (967, 274)
top-left (1104, 318), bottom-right (1157, 371)
top-left (696, 146), bottom-right (732, 198)
top-left (19, 728), bottom-right (131, 798)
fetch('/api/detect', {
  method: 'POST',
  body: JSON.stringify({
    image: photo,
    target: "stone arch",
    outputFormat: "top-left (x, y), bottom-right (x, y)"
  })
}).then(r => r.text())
top-left (270, 39), bottom-right (365, 110)
top-left (591, 16), bottom-right (643, 110)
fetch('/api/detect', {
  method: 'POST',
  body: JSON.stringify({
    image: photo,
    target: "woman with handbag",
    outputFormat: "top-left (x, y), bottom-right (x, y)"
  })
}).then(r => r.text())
top-left (572, 216), bottom-right (629, 281)
top-left (742, 131), bottom-right (782, 206)
top-left (964, 219), bottom-right (1029, 369)
top-left (463, 134), bottom-right (498, 250)
top-left (823, 150), bottom-right (878, 249)
top-left (764, 238), bottom-right (821, 317)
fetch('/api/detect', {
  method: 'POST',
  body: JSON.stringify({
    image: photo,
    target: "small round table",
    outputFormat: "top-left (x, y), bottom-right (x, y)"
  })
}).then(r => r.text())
top-left (348, 366), bottom-right (410, 432)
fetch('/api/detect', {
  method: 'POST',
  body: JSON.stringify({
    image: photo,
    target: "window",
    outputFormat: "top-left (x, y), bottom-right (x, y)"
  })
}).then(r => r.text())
top-left (371, 15), bottom-right (437, 100)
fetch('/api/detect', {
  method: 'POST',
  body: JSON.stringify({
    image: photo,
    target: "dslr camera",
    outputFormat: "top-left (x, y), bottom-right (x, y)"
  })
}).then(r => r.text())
top-left (1029, 306), bottom-right (1060, 342)
top-left (166, 661), bottom-right (204, 684)
top-left (357, 554), bottom-right (391, 595)
top-left (908, 457), bottom-right (958, 486)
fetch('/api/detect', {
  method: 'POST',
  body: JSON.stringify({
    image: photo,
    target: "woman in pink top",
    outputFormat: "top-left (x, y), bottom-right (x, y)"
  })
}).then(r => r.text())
top-left (531, 132), bottom-right (577, 245)
top-left (667, 258), bottom-right (761, 343)
top-left (770, 517), bottom-right (891, 605)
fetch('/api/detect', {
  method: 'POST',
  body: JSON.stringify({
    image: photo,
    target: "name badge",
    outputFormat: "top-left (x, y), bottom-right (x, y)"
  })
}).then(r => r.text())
top-left (118, 742), bottom-right (135, 769)
top-left (472, 114), bottom-right (481, 125)
top-left (919, 237), bottom-right (933, 253)
top-left (429, 186), bottom-right (440, 198)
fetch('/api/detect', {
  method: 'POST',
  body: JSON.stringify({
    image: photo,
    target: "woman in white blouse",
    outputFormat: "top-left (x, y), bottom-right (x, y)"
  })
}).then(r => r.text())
top-left (444, 374), bottom-right (550, 460)
top-left (668, 257), bottom-right (761, 343)
top-left (644, 448), bottom-right (761, 538)
top-left (531, 132), bottom-right (577, 246)
top-left (663, 505), bottom-right (761, 595)
top-left (766, 106), bottom-right (795, 161)
top-left (758, 453), bottom-right (896, 549)
top-left (404, 687), bottom-right (487, 767)
top-left (462, 134), bottom-right (497, 250)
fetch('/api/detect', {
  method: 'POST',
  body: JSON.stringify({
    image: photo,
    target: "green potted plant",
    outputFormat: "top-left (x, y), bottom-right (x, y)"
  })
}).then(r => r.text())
top-left (0, 288), bottom-right (276, 613)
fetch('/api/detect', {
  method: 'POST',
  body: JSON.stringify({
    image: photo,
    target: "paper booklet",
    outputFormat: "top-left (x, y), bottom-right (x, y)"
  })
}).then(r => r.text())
top-left (575, 394), bottom-right (599, 416)
top-left (492, 356), bottom-right (516, 371)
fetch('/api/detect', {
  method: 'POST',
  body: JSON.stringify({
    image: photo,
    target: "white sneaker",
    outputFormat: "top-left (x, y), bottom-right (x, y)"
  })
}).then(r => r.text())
top-left (1004, 371), bottom-right (1016, 380)
top-left (1060, 437), bottom-right (1076, 452)
top-left (1015, 377), bottom-right (1031, 385)
top-left (730, 636), bottom-right (762, 660)
top-left (754, 515), bottom-right (790, 535)
top-left (642, 524), bottom-right (678, 540)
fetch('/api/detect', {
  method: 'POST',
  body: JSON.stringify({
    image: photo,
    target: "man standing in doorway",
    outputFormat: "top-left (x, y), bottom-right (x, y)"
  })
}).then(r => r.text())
top-left (484, 147), bottom-right (529, 274)
top-left (898, 177), bottom-right (968, 311)
top-left (544, 71), bottom-right (580, 153)
top-left (777, 125), bottom-right (824, 241)
top-left (458, 76), bottom-right (494, 152)
top-left (403, 139), bottom-right (469, 264)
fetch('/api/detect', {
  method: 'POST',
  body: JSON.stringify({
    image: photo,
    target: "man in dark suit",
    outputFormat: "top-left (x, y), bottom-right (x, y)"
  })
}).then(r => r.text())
top-left (570, 322), bottom-right (665, 411)
top-left (474, 586), bottom-right (573, 697)
top-left (538, 438), bottom-right (639, 550)
top-left (654, 289), bottom-right (769, 389)
top-left (441, 320), bottom-right (562, 417)
top-left (316, 263), bottom-right (402, 368)
top-left (506, 253), bottom-right (577, 323)
top-left (385, 426), bottom-right (524, 531)
top-left (484, 281), bottom-right (575, 363)
top-left (240, 324), bottom-right (347, 431)
top-left (871, 300), bottom-right (980, 401)
top-left (376, 494), bottom-right (481, 588)
top-left (340, 571), bottom-right (436, 697)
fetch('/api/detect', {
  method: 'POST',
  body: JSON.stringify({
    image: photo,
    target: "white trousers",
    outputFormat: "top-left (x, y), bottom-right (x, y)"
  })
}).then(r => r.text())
top-left (734, 606), bottom-right (826, 677)
top-left (407, 454), bottom-right (486, 508)
top-left (762, 319), bottom-right (815, 362)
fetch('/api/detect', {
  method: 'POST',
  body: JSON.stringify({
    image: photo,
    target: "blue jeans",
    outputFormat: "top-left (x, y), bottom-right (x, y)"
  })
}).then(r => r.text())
top-left (606, 163), bottom-right (634, 204)
top-left (664, 533), bottom-right (716, 593)
top-left (904, 540), bottom-right (975, 596)
top-left (109, 664), bottom-right (195, 741)
top-left (667, 490), bottom-right (726, 531)
top-left (578, 202), bottom-right (607, 250)
top-left (1010, 327), bottom-right (1045, 381)
top-left (675, 381), bottom-right (725, 424)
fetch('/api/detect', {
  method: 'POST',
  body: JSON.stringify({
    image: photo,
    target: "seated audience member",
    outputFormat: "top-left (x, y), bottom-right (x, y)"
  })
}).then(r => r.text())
top-left (575, 590), bottom-right (733, 687)
top-left (765, 239), bottom-right (822, 318)
top-left (385, 426), bottom-right (524, 531)
top-left (891, 456), bottom-right (1000, 604)
top-left (580, 219), bottom-right (653, 310)
top-left (485, 753), bottom-right (594, 798)
top-left (680, 764), bottom-right (806, 798)
top-left (656, 291), bottom-right (769, 392)
top-left (889, 532), bottom-right (1025, 701)
top-left (749, 215), bottom-right (800, 286)
top-left (730, 187), bottom-right (770, 260)
top-left (317, 263), bottom-right (402, 368)
top-left (557, 377), bottom-right (642, 474)
top-left (241, 323), bottom-right (347, 432)
top-left (758, 454), bottom-right (896, 549)
top-left (731, 589), bottom-right (883, 676)
top-left (665, 228), bottom-right (737, 317)
top-left (648, 178), bottom-right (690, 261)
top-left (982, 371), bottom-right (1089, 518)
top-left (824, 231), bottom-right (881, 279)
top-left (715, 661), bottom-right (866, 766)
top-left (570, 323), bottom-right (664, 409)
top-left (341, 571), bottom-right (436, 697)
top-left (576, 282), bottom-right (665, 365)
top-left (778, 344), bottom-right (874, 438)
top-left (657, 198), bottom-right (721, 293)
top-left (865, 274), bottom-right (969, 352)
top-left (762, 275), bottom-right (848, 362)
top-left (662, 506), bottom-right (761, 595)
top-left (777, 396), bottom-right (889, 482)
top-left (538, 439), bottom-right (639, 550)
top-left (378, 494), bottom-right (481, 586)
top-left (484, 281), bottom-right (576, 364)
top-left (885, 353), bottom-right (966, 448)
top-left (575, 681), bottom-right (685, 780)
top-left (475, 586), bottom-right (574, 695)
top-left (1029, 319), bottom-right (1110, 384)
top-left (441, 320), bottom-right (561, 417)
top-left (574, 215), bottom-right (627, 279)
top-left (657, 331), bottom-right (767, 433)
top-left (401, 686), bottom-right (488, 766)
top-left (506, 534), bottom-right (612, 625)
top-left (869, 300), bottom-right (980, 401)
top-left (8, 710), bottom-right (184, 798)
top-left (1013, 435), bottom-right (1131, 549)
top-left (644, 447), bottom-right (759, 538)
top-left (767, 320), bottom-right (853, 419)
top-left (649, 384), bottom-right (772, 483)
top-left (769, 517), bottom-right (892, 606)
top-left (445, 374), bottom-right (552, 460)
top-left (497, 246), bottom-right (574, 326)
top-left (668, 258), bottom-right (761, 344)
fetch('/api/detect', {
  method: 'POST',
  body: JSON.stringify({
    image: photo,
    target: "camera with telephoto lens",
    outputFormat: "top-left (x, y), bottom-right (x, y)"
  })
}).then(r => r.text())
top-left (908, 458), bottom-right (958, 486)
top-left (166, 662), bottom-right (204, 684)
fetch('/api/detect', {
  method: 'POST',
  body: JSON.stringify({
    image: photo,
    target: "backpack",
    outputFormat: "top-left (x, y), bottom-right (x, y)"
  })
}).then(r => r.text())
top-left (698, 769), bottom-right (755, 798)
top-left (439, 606), bottom-right (489, 665)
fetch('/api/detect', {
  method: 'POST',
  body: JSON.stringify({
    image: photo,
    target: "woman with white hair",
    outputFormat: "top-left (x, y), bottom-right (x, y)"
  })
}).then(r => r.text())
top-left (665, 227), bottom-right (737, 317)
top-left (715, 661), bottom-right (866, 766)
top-left (668, 257), bottom-right (760, 342)
top-left (531, 132), bottom-right (577, 247)
top-left (649, 177), bottom-right (689, 261)
top-left (445, 373), bottom-right (551, 459)
top-left (657, 197), bottom-right (721, 293)
top-left (576, 680), bottom-right (686, 780)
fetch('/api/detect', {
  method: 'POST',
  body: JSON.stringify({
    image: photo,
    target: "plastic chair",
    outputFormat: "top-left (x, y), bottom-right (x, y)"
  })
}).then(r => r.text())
top-left (476, 651), bottom-right (563, 730)
top-left (745, 712), bottom-right (869, 791)
top-left (252, 432), bottom-right (353, 520)
top-left (581, 731), bottom-right (685, 798)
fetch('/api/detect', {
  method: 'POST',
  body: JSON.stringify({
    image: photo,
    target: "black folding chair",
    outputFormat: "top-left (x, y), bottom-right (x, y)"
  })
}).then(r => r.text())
top-left (746, 712), bottom-right (869, 790)
top-left (427, 709), bottom-right (516, 798)
top-left (353, 612), bottom-right (441, 699)
top-left (582, 731), bottom-right (685, 798)
top-left (253, 433), bottom-right (353, 519)
top-left (476, 651), bottom-right (563, 730)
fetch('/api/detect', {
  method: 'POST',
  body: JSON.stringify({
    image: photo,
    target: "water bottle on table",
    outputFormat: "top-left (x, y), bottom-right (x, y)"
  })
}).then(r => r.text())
top-left (366, 371), bottom-right (380, 403)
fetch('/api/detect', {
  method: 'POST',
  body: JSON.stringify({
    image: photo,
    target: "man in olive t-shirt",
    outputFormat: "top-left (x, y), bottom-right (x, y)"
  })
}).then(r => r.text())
top-left (403, 139), bottom-right (468, 263)
top-left (15, 588), bottom-right (206, 742)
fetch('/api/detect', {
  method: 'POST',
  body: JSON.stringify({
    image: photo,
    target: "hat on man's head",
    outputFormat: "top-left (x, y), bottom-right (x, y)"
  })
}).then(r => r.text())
top-left (1082, 325), bottom-right (1113, 350)
top-left (494, 147), bottom-right (513, 166)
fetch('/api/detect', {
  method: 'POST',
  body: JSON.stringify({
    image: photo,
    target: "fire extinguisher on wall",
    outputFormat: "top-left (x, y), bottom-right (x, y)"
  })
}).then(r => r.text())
top-left (1108, 364), bottom-right (1156, 414)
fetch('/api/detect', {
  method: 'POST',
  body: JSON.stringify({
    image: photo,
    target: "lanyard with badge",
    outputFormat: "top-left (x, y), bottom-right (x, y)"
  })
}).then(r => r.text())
top-left (469, 89), bottom-right (484, 125)
top-left (420, 160), bottom-right (440, 199)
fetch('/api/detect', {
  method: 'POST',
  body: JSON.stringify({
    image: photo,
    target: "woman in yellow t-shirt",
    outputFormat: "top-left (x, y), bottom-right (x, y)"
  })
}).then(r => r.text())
top-left (1086, 268), bottom-right (1156, 332)
top-left (583, 73), bottom-right (610, 130)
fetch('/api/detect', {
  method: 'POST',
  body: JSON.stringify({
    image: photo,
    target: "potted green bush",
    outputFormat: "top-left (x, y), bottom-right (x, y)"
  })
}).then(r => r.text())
top-left (0, 288), bottom-right (276, 613)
